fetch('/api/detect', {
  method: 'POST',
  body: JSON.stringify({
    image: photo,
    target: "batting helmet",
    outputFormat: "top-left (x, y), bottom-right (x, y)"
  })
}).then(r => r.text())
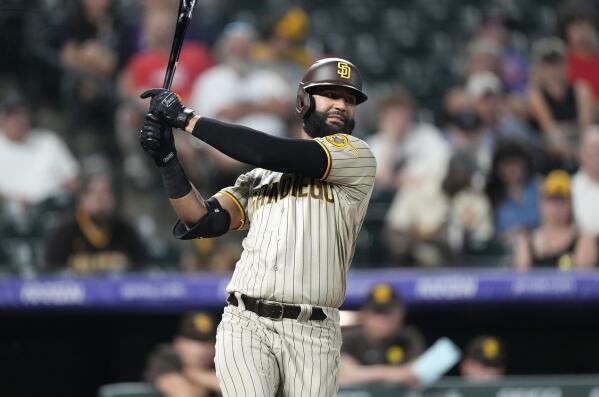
top-left (295, 58), bottom-right (368, 119)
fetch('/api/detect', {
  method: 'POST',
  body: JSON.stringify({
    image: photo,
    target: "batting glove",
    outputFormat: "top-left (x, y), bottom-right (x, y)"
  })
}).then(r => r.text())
top-left (140, 88), bottom-right (195, 130)
top-left (140, 113), bottom-right (177, 167)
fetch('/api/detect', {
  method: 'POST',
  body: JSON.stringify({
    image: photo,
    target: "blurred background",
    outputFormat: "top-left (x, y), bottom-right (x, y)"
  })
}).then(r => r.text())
top-left (2, 0), bottom-right (599, 396)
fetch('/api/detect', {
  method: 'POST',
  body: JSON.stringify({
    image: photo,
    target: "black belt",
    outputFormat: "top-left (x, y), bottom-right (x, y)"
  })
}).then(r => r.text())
top-left (227, 293), bottom-right (327, 321)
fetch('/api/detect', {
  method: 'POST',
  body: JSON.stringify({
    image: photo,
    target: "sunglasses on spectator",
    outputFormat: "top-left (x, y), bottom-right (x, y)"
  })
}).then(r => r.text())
top-left (543, 194), bottom-right (569, 202)
top-left (541, 52), bottom-right (564, 64)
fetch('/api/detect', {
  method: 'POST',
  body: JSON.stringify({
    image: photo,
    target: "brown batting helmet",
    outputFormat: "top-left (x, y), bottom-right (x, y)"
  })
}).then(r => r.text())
top-left (295, 58), bottom-right (368, 119)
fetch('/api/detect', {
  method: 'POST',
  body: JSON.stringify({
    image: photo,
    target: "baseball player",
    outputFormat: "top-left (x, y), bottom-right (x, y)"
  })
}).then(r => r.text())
top-left (139, 58), bottom-right (376, 396)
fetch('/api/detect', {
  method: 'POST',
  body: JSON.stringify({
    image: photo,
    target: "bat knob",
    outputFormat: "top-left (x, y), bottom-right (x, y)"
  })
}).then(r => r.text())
top-left (181, 0), bottom-right (195, 19)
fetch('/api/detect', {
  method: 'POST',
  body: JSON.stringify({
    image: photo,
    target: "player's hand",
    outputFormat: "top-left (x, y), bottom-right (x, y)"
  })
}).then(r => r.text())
top-left (380, 365), bottom-right (420, 388)
top-left (139, 113), bottom-right (177, 167)
top-left (140, 88), bottom-right (195, 130)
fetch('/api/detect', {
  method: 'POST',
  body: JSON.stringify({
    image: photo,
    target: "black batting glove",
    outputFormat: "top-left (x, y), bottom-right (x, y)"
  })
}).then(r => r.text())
top-left (140, 114), bottom-right (177, 167)
top-left (140, 88), bottom-right (195, 130)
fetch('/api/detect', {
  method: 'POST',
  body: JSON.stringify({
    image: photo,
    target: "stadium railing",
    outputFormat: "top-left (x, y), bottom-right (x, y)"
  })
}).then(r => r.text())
top-left (98, 375), bottom-right (599, 397)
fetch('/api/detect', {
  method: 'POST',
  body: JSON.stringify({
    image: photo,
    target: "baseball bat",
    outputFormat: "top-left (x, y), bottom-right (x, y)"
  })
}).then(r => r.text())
top-left (163, 0), bottom-right (196, 90)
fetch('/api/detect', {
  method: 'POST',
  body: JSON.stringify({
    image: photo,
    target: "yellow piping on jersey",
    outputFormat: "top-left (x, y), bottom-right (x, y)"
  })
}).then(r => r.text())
top-left (220, 191), bottom-right (246, 230)
top-left (314, 139), bottom-right (332, 180)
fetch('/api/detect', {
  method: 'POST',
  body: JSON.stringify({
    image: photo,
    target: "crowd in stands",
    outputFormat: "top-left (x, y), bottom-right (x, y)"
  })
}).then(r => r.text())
top-left (2, 0), bottom-right (599, 275)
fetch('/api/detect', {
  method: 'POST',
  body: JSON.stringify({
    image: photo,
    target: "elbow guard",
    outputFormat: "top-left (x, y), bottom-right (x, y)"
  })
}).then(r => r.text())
top-left (172, 196), bottom-right (231, 240)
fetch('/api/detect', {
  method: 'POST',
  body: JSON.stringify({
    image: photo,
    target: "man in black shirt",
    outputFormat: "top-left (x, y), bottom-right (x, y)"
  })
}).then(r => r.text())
top-left (44, 172), bottom-right (146, 273)
top-left (144, 312), bottom-right (221, 397)
top-left (460, 335), bottom-right (506, 382)
top-left (339, 283), bottom-right (425, 387)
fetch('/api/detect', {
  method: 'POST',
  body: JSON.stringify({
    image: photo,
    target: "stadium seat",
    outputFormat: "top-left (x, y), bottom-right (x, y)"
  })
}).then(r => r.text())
top-left (97, 383), bottom-right (162, 397)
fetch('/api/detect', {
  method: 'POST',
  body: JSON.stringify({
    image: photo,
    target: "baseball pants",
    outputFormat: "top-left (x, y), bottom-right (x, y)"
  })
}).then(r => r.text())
top-left (215, 304), bottom-right (341, 397)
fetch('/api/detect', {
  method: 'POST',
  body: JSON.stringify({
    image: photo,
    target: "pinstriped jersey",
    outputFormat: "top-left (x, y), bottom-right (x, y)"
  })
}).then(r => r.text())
top-left (220, 133), bottom-right (376, 308)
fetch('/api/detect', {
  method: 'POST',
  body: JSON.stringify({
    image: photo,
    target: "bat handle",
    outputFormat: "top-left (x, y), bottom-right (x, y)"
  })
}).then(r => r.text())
top-left (146, 113), bottom-right (161, 123)
top-left (163, 66), bottom-right (176, 90)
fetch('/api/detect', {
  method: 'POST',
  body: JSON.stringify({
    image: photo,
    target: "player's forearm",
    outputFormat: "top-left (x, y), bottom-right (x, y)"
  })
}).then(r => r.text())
top-left (155, 374), bottom-right (199, 397)
top-left (338, 363), bottom-right (389, 385)
top-left (168, 188), bottom-right (208, 228)
top-left (184, 367), bottom-right (221, 392)
top-left (185, 116), bottom-right (327, 178)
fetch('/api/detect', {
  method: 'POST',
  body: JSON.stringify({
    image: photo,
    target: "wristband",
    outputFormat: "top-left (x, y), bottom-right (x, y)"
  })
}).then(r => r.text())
top-left (177, 108), bottom-right (195, 129)
top-left (158, 159), bottom-right (192, 199)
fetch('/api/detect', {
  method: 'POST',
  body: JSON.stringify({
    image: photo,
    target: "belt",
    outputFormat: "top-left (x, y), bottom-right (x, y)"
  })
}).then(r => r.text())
top-left (227, 293), bottom-right (327, 321)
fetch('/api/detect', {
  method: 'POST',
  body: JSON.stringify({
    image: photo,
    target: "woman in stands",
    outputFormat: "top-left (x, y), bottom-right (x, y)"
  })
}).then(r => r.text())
top-left (526, 37), bottom-right (595, 173)
top-left (513, 170), bottom-right (597, 270)
top-left (485, 139), bottom-right (540, 243)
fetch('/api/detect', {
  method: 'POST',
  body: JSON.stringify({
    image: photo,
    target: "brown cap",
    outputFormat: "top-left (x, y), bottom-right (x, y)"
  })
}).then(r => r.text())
top-left (177, 312), bottom-right (217, 341)
top-left (362, 283), bottom-right (404, 312)
top-left (464, 336), bottom-right (505, 368)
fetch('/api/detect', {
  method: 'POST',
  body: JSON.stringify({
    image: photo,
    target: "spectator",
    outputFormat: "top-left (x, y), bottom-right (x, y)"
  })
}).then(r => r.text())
top-left (477, 8), bottom-right (529, 95)
top-left (367, 89), bottom-right (450, 194)
top-left (252, 7), bottom-right (314, 83)
top-left (485, 139), bottom-right (540, 243)
top-left (460, 336), bottom-right (506, 382)
top-left (120, 7), bottom-right (213, 103)
top-left (188, 21), bottom-right (292, 190)
top-left (58, 0), bottom-right (131, 73)
top-left (514, 170), bottom-right (597, 271)
top-left (559, 4), bottom-right (599, 102)
top-left (179, 238), bottom-right (240, 274)
top-left (446, 107), bottom-right (492, 176)
top-left (465, 38), bottom-right (503, 79)
top-left (144, 312), bottom-right (220, 397)
top-left (56, 0), bottom-right (132, 156)
top-left (526, 37), bottom-right (595, 172)
top-left (573, 126), bottom-right (599, 234)
top-left (118, 6), bottom-right (214, 187)
top-left (441, 151), bottom-right (494, 261)
top-left (384, 150), bottom-right (493, 267)
top-left (0, 92), bottom-right (79, 207)
top-left (441, 86), bottom-right (473, 126)
top-left (377, 89), bottom-right (452, 266)
top-left (466, 72), bottom-right (532, 144)
top-left (339, 284), bottom-right (424, 387)
top-left (190, 22), bottom-right (291, 137)
top-left (44, 171), bottom-right (146, 274)
top-left (385, 186), bottom-right (452, 267)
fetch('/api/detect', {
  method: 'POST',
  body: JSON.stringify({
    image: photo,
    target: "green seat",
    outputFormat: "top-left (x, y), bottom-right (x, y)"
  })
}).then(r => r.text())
top-left (97, 383), bottom-right (162, 397)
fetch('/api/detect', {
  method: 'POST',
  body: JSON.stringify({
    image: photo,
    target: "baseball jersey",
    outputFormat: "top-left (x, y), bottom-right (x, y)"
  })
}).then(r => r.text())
top-left (220, 133), bottom-right (376, 308)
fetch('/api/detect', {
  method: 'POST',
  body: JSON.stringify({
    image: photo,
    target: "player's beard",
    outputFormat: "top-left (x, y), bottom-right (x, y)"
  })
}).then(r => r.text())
top-left (304, 110), bottom-right (355, 138)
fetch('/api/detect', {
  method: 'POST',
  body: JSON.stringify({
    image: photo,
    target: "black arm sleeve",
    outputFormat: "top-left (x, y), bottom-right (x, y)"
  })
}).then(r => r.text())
top-left (192, 118), bottom-right (328, 178)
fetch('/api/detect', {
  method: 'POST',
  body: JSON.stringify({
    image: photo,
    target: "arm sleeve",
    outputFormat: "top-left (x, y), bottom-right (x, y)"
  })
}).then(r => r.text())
top-left (313, 134), bottom-right (377, 201)
top-left (191, 118), bottom-right (328, 178)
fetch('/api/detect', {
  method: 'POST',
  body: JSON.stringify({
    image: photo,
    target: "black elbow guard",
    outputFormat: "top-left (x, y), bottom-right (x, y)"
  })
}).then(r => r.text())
top-left (172, 196), bottom-right (231, 240)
